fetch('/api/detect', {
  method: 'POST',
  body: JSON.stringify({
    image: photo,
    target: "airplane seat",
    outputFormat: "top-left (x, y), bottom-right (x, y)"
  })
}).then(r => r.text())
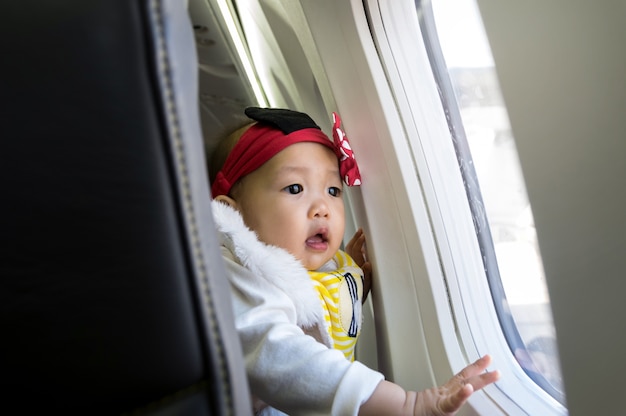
top-left (0, 0), bottom-right (251, 414)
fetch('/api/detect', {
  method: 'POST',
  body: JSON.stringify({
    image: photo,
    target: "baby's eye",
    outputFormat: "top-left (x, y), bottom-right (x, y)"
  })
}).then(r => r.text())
top-left (328, 186), bottom-right (342, 197)
top-left (284, 184), bottom-right (303, 194)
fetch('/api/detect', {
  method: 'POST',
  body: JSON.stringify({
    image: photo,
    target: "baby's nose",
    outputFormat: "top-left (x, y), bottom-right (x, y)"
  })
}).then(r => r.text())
top-left (309, 198), bottom-right (330, 218)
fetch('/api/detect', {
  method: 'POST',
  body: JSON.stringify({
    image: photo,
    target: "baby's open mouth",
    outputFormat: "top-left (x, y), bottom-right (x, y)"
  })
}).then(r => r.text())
top-left (306, 231), bottom-right (328, 250)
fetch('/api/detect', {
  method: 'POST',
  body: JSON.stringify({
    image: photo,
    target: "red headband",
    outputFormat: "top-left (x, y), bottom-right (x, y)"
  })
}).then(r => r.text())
top-left (211, 112), bottom-right (361, 197)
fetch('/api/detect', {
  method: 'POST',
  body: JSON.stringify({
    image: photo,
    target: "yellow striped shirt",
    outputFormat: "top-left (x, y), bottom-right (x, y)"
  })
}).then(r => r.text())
top-left (308, 250), bottom-right (364, 361)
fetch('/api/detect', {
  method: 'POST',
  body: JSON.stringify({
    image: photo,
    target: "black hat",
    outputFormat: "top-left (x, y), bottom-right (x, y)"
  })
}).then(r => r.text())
top-left (244, 107), bottom-right (321, 135)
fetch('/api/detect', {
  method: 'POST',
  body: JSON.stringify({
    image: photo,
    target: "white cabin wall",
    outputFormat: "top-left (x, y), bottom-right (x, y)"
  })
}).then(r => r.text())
top-left (296, 5), bottom-right (504, 416)
top-left (476, 1), bottom-right (626, 414)
top-left (299, 0), bottom-right (443, 394)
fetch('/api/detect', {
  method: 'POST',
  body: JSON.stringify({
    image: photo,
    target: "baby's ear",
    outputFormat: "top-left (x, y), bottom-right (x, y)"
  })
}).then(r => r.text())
top-left (215, 194), bottom-right (239, 210)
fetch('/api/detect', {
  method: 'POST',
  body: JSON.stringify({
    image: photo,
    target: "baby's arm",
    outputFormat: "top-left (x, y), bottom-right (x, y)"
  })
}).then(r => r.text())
top-left (222, 247), bottom-right (384, 414)
top-left (359, 355), bottom-right (500, 415)
top-left (345, 228), bottom-right (372, 302)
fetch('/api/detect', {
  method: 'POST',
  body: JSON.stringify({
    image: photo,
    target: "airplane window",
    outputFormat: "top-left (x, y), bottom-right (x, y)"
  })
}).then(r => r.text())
top-left (419, 0), bottom-right (566, 405)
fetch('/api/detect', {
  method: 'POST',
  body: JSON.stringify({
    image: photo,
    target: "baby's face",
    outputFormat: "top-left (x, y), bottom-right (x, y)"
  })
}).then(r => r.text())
top-left (234, 142), bottom-right (345, 270)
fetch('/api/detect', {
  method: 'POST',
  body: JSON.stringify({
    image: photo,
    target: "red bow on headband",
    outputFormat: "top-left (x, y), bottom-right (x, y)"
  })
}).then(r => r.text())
top-left (332, 112), bottom-right (361, 186)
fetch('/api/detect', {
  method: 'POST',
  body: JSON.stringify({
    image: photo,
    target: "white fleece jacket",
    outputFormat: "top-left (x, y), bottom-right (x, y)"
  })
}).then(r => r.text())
top-left (211, 200), bottom-right (384, 416)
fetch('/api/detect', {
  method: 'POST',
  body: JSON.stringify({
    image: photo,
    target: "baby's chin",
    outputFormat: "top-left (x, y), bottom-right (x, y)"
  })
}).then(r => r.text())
top-left (301, 254), bottom-right (335, 272)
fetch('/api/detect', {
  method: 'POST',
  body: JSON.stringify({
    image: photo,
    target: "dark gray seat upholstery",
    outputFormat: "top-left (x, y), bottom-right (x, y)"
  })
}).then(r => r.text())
top-left (0, 0), bottom-right (251, 414)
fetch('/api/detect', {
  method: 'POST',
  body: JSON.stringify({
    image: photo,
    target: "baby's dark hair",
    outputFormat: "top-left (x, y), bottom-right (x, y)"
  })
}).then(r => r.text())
top-left (208, 122), bottom-right (255, 186)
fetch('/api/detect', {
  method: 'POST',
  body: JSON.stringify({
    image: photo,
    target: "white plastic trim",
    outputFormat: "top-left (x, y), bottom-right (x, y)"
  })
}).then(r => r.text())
top-left (372, 0), bottom-right (567, 415)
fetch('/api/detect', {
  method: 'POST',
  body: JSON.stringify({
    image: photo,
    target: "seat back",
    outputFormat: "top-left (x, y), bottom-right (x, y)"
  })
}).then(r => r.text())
top-left (0, 0), bottom-right (251, 414)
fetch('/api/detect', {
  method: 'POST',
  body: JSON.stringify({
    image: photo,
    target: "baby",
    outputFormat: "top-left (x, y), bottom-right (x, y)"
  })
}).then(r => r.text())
top-left (210, 107), bottom-right (499, 415)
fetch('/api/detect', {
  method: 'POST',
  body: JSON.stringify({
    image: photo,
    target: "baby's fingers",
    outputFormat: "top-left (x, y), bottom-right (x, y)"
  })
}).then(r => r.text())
top-left (438, 383), bottom-right (474, 414)
top-left (346, 228), bottom-right (364, 250)
top-left (438, 356), bottom-right (499, 414)
top-left (454, 355), bottom-right (500, 393)
top-left (458, 355), bottom-right (491, 378)
top-left (468, 368), bottom-right (500, 393)
top-left (346, 228), bottom-right (367, 264)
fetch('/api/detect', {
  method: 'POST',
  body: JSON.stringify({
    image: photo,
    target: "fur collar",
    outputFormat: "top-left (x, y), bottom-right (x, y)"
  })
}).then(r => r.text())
top-left (211, 200), bottom-right (325, 330)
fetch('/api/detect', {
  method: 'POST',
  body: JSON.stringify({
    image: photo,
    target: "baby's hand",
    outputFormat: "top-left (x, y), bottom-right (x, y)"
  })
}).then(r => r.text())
top-left (415, 355), bottom-right (500, 415)
top-left (345, 228), bottom-right (372, 303)
top-left (359, 355), bottom-right (499, 415)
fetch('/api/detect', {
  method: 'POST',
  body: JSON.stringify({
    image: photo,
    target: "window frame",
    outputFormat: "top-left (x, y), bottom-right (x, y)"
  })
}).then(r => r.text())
top-left (367, 0), bottom-right (568, 414)
top-left (419, 0), bottom-right (566, 406)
